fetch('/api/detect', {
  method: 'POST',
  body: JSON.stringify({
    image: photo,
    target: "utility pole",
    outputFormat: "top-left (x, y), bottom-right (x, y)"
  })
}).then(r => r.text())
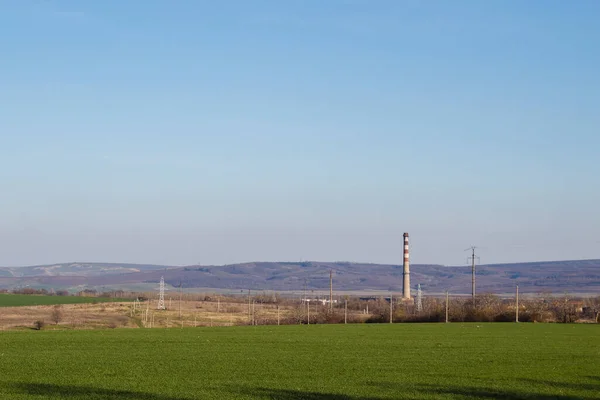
top-left (516, 285), bottom-right (519, 323)
top-left (445, 291), bottom-right (449, 323)
top-left (178, 281), bottom-right (182, 320)
top-left (146, 298), bottom-right (150, 325)
top-left (329, 270), bottom-right (333, 312)
top-left (344, 299), bottom-right (348, 324)
top-left (303, 278), bottom-right (307, 304)
top-left (389, 295), bottom-right (393, 324)
top-left (416, 284), bottom-right (423, 313)
top-left (465, 247), bottom-right (479, 302)
top-left (307, 302), bottom-right (310, 325)
top-left (305, 298), bottom-right (308, 321)
top-left (248, 289), bottom-right (251, 322)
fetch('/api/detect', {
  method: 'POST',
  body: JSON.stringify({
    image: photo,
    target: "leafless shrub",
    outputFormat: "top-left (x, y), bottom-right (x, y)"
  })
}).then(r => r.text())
top-left (551, 295), bottom-right (579, 323)
top-left (51, 306), bottom-right (63, 325)
top-left (33, 320), bottom-right (45, 330)
top-left (14, 288), bottom-right (48, 295)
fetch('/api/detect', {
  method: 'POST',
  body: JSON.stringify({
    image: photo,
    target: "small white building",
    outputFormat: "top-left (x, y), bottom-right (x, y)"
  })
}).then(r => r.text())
top-left (303, 298), bottom-right (338, 305)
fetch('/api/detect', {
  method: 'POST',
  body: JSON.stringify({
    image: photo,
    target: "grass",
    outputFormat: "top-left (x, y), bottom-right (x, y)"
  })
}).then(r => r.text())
top-left (0, 323), bottom-right (598, 399)
top-left (0, 293), bottom-right (131, 307)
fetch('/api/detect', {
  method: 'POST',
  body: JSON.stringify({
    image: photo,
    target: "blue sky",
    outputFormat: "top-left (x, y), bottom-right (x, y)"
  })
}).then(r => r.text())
top-left (0, 0), bottom-right (599, 267)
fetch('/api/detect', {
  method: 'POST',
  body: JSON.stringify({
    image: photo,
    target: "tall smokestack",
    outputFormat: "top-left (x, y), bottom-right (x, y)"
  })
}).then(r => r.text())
top-left (402, 232), bottom-right (411, 300)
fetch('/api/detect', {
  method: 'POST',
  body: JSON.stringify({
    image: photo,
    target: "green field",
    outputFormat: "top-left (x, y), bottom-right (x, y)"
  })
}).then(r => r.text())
top-left (0, 324), bottom-right (598, 399)
top-left (0, 293), bottom-right (130, 307)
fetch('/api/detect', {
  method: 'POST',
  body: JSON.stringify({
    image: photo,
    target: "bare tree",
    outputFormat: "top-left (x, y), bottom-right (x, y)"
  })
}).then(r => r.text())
top-left (51, 306), bottom-right (64, 325)
top-left (550, 293), bottom-right (579, 323)
top-left (584, 296), bottom-right (600, 323)
top-left (524, 293), bottom-right (551, 322)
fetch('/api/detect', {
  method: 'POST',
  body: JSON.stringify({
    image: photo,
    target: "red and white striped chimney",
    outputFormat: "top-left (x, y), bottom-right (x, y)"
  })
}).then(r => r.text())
top-left (402, 232), bottom-right (411, 299)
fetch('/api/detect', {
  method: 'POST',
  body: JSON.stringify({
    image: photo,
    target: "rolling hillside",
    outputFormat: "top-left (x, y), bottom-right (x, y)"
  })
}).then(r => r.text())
top-left (0, 263), bottom-right (175, 278)
top-left (0, 259), bottom-right (599, 295)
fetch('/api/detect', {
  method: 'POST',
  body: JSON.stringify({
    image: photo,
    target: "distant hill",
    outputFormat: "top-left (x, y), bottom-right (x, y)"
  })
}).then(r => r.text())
top-left (0, 260), bottom-right (599, 295)
top-left (0, 262), bottom-right (175, 278)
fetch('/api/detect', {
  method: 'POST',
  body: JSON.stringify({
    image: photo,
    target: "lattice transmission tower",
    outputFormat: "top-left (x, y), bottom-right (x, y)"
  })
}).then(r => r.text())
top-left (416, 284), bottom-right (423, 313)
top-left (157, 276), bottom-right (166, 310)
top-left (465, 246), bottom-right (480, 301)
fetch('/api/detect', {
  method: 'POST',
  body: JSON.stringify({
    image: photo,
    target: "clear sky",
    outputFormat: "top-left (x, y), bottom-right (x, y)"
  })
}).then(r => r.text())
top-left (1, 1), bottom-right (599, 267)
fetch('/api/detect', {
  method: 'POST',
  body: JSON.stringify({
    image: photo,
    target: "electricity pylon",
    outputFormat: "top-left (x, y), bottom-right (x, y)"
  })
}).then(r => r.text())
top-left (157, 276), bottom-right (166, 310)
